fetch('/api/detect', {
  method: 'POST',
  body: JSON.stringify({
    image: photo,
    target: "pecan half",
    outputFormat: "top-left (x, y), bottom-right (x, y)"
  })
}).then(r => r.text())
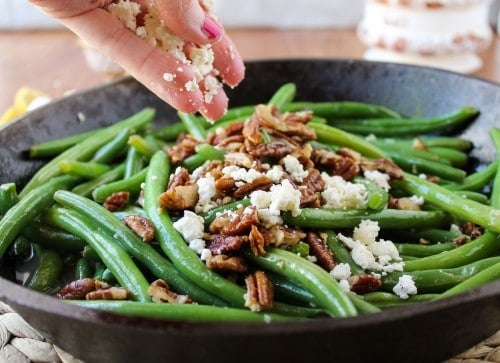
top-left (86, 286), bottom-right (131, 301)
top-left (249, 225), bottom-right (266, 256)
top-left (233, 176), bottom-right (273, 199)
top-left (148, 279), bottom-right (192, 304)
top-left (259, 225), bottom-right (306, 247)
top-left (56, 278), bottom-right (109, 300)
top-left (247, 140), bottom-right (292, 159)
top-left (462, 222), bottom-right (484, 240)
top-left (123, 215), bottom-right (155, 242)
top-left (168, 167), bottom-right (190, 189)
top-left (215, 177), bottom-right (236, 194)
top-left (103, 191), bottom-right (129, 211)
top-left (244, 271), bottom-right (274, 312)
top-left (206, 254), bottom-right (248, 273)
top-left (311, 149), bottom-right (360, 180)
top-left (306, 232), bottom-right (335, 271)
top-left (209, 206), bottom-right (259, 236)
top-left (299, 186), bottom-right (321, 208)
top-left (348, 274), bottom-right (382, 294)
top-left (361, 158), bottom-right (404, 180)
top-left (167, 134), bottom-right (200, 164)
top-left (158, 185), bottom-right (198, 210)
top-left (208, 235), bottom-right (247, 255)
top-left (302, 168), bottom-right (325, 192)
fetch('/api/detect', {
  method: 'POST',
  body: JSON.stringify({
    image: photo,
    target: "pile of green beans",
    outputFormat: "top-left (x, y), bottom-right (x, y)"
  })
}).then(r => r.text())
top-left (0, 82), bottom-right (498, 322)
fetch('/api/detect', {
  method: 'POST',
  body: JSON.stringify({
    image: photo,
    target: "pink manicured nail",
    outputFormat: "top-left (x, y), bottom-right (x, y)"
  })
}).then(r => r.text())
top-left (202, 15), bottom-right (224, 39)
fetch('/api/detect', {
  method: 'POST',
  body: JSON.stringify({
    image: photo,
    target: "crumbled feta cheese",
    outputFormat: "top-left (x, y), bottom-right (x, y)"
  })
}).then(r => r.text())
top-left (282, 155), bottom-right (309, 182)
top-left (351, 243), bottom-right (377, 270)
top-left (450, 223), bottom-right (462, 234)
top-left (364, 170), bottom-right (391, 191)
top-left (200, 248), bottom-right (212, 261)
top-left (306, 255), bottom-right (318, 263)
top-left (106, 0), bottom-right (141, 30)
top-left (250, 190), bottom-right (272, 209)
top-left (393, 274), bottom-right (418, 299)
top-left (353, 220), bottom-right (380, 246)
top-left (195, 175), bottom-right (217, 213)
top-left (222, 165), bottom-right (264, 184)
top-left (173, 210), bottom-right (205, 242)
top-left (330, 263), bottom-right (352, 280)
top-left (163, 72), bottom-right (176, 82)
top-left (338, 279), bottom-right (351, 292)
top-left (268, 179), bottom-right (302, 217)
top-left (257, 208), bottom-right (283, 228)
top-left (367, 239), bottom-right (400, 260)
top-left (321, 173), bottom-right (367, 209)
top-left (185, 80), bottom-right (199, 92)
top-left (189, 238), bottom-right (206, 254)
top-left (408, 195), bottom-right (424, 205)
top-left (266, 165), bottom-right (284, 183)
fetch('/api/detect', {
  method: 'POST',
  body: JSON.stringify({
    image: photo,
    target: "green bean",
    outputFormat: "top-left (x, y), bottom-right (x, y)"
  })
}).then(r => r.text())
top-left (20, 108), bottom-right (154, 198)
top-left (212, 105), bottom-right (255, 123)
top-left (386, 151), bottom-right (466, 182)
top-left (325, 231), bottom-right (364, 275)
top-left (29, 129), bottom-right (99, 158)
top-left (267, 82), bottom-right (296, 111)
top-left (25, 244), bottom-right (63, 294)
top-left (58, 160), bottom-right (111, 179)
top-left (284, 101), bottom-right (402, 119)
top-left (178, 111), bottom-right (207, 140)
top-left (43, 207), bottom-right (151, 302)
top-left (373, 136), bottom-right (473, 152)
top-left (149, 122), bottom-right (186, 141)
top-left (354, 177), bottom-right (389, 210)
top-left (490, 128), bottom-right (500, 208)
top-left (309, 123), bottom-right (387, 159)
top-left (202, 198), bottom-right (251, 226)
top-left (347, 292), bottom-right (382, 314)
top-left (21, 219), bottom-right (86, 252)
top-left (205, 118), bottom-right (246, 135)
top-left (453, 190), bottom-right (490, 205)
top-left (436, 262), bottom-right (500, 299)
top-left (426, 147), bottom-right (469, 168)
top-left (91, 167), bottom-right (149, 203)
top-left (309, 116), bottom-right (327, 124)
top-left (123, 147), bottom-right (144, 179)
top-left (331, 107), bottom-right (478, 136)
top-left (288, 241), bottom-right (310, 258)
top-left (383, 228), bottom-right (463, 244)
top-left (245, 247), bottom-right (357, 318)
top-left (52, 190), bottom-right (227, 306)
top-left (383, 257), bottom-right (500, 293)
top-left (112, 205), bottom-right (148, 219)
top-left (71, 163), bottom-right (125, 197)
top-left (362, 292), bottom-right (439, 309)
top-left (101, 267), bottom-right (117, 285)
top-left (195, 144), bottom-right (225, 161)
top-left (393, 173), bottom-right (500, 233)
top-left (372, 141), bottom-right (446, 164)
top-left (266, 271), bottom-right (320, 306)
top-left (444, 161), bottom-right (498, 192)
top-left (75, 257), bottom-right (92, 280)
top-left (0, 175), bottom-right (76, 259)
top-left (92, 128), bottom-right (131, 164)
top-left (70, 301), bottom-right (299, 323)
top-left (9, 236), bottom-right (32, 260)
top-left (0, 183), bottom-right (18, 215)
top-left (128, 135), bottom-right (158, 158)
top-left (82, 245), bottom-right (101, 262)
top-left (403, 232), bottom-right (499, 271)
top-left (93, 262), bottom-right (106, 280)
top-left (283, 208), bottom-right (449, 230)
top-left (394, 242), bottom-right (454, 257)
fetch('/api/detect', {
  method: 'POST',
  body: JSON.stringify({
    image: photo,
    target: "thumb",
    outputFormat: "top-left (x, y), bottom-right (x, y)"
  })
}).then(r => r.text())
top-left (154, 0), bottom-right (224, 44)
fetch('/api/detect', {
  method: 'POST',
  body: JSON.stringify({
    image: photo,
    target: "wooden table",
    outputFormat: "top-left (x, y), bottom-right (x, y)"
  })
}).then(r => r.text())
top-left (0, 28), bottom-right (499, 114)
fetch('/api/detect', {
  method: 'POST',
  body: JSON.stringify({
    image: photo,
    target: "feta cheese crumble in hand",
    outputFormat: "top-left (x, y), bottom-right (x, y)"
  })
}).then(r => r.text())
top-left (28, 0), bottom-right (245, 121)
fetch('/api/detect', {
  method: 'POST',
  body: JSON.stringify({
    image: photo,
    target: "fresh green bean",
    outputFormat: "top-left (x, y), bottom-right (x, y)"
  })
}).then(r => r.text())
top-left (362, 292), bottom-right (439, 309)
top-left (25, 244), bottom-right (63, 294)
top-left (394, 242), bottom-right (454, 257)
top-left (347, 292), bottom-right (382, 314)
top-left (123, 147), bottom-right (144, 179)
top-left (403, 232), bottom-right (500, 271)
top-left (383, 257), bottom-right (500, 293)
top-left (426, 147), bottom-right (469, 168)
top-left (71, 163), bottom-right (125, 197)
top-left (372, 141), bottom-right (446, 164)
top-left (52, 190), bottom-right (227, 306)
top-left (267, 82), bottom-right (296, 111)
top-left (149, 122), bottom-right (186, 141)
top-left (70, 301), bottom-right (299, 323)
top-left (92, 128), bottom-right (131, 164)
top-left (284, 101), bottom-right (402, 119)
top-left (128, 135), bottom-right (158, 158)
top-left (58, 160), bottom-right (111, 179)
top-left (393, 173), bottom-right (500, 233)
top-left (91, 167), bottom-right (148, 203)
top-left (436, 262), bottom-right (500, 299)
top-left (325, 231), bottom-right (364, 275)
top-left (0, 175), bottom-right (76, 259)
top-left (194, 144), bottom-right (225, 161)
top-left (9, 236), bottom-right (32, 260)
top-left (75, 257), bottom-right (92, 280)
top-left (245, 247), bottom-right (357, 318)
top-left (212, 105), bottom-right (255, 123)
top-left (383, 228), bottom-right (463, 244)
top-left (490, 128), bottom-right (500, 208)
top-left (453, 190), bottom-right (490, 205)
top-left (283, 208), bottom-right (449, 230)
top-left (266, 271), bottom-right (319, 306)
top-left (21, 219), bottom-right (86, 252)
top-left (20, 108), bottom-right (154, 198)
top-left (178, 111), bottom-right (207, 140)
top-left (444, 161), bottom-right (498, 192)
top-left (43, 207), bottom-right (151, 302)
top-left (331, 107), bottom-right (478, 136)
top-left (354, 177), bottom-right (389, 210)
top-left (202, 198), bottom-right (251, 226)
top-left (310, 123), bottom-right (387, 159)
top-left (0, 183), bottom-right (17, 215)
top-left (373, 136), bottom-right (473, 152)
top-left (93, 262), bottom-right (106, 280)
top-left (29, 129), bottom-right (99, 158)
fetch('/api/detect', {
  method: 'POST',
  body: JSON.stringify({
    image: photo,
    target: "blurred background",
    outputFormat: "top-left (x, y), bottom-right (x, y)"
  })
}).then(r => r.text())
top-left (0, 0), bottom-right (499, 120)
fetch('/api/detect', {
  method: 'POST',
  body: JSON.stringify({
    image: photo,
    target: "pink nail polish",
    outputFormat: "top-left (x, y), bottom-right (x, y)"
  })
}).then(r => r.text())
top-left (202, 15), bottom-right (223, 39)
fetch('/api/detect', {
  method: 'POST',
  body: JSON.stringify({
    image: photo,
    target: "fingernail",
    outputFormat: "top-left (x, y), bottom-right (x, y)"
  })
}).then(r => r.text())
top-left (202, 14), bottom-right (223, 39)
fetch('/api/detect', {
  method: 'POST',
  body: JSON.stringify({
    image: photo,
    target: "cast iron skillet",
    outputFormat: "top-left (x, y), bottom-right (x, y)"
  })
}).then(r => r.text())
top-left (0, 60), bottom-right (499, 363)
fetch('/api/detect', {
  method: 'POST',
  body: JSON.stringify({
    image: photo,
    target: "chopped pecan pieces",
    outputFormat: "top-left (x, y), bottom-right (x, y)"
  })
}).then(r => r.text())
top-left (224, 152), bottom-right (254, 169)
top-left (123, 215), bottom-right (155, 242)
top-left (462, 222), bottom-right (484, 240)
top-left (259, 225), bottom-right (306, 248)
top-left (249, 225), bottom-right (266, 256)
top-left (56, 278), bottom-right (109, 300)
top-left (311, 148), bottom-right (360, 180)
top-left (361, 158), bottom-right (404, 180)
top-left (348, 274), bottom-right (382, 294)
top-left (86, 286), bottom-right (131, 301)
top-left (215, 177), bottom-right (236, 194)
top-left (167, 134), bottom-right (201, 164)
top-left (247, 141), bottom-right (292, 159)
top-left (148, 279), bottom-right (192, 304)
top-left (103, 191), bottom-right (129, 211)
top-left (209, 206), bottom-right (259, 236)
top-left (306, 232), bottom-right (335, 271)
top-left (206, 254), bottom-right (248, 273)
top-left (244, 271), bottom-right (274, 312)
top-left (208, 235), bottom-right (247, 255)
top-left (158, 185), bottom-right (198, 210)
top-left (168, 167), bottom-right (190, 189)
top-left (302, 168), bottom-right (325, 192)
top-left (233, 176), bottom-right (273, 199)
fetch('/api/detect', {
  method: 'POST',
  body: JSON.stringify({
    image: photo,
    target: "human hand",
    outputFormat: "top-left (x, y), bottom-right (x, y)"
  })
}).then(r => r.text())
top-left (28, 0), bottom-right (245, 121)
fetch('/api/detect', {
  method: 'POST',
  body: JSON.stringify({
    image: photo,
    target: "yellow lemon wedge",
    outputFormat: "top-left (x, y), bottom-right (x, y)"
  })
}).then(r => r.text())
top-left (0, 87), bottom-right (48, 125)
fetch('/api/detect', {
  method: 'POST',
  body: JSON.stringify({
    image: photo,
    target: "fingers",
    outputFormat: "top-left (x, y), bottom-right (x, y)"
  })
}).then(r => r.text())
top-left (60, 7), bottom-right (204, 113)
top-left (199, 81), bottom-right (228, 121)
top-left (211, 35), bottom-right (246, 88)
top-left (154, 0), bottom-right (224, 45)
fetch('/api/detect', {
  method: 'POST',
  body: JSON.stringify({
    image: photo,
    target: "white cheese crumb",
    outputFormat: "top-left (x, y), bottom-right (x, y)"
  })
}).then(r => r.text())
top-left (321, 173), bottom-right (367, 209)
top-left (257, 208), bottom-right (283, 228)
top-left (409, 195), bottom-right (425, 205)
top-left (338, 279), bottom-right (351, 292)
top-left (188, 238), bottom-right (206, 254)
top-left (200, 248), bottom-right (212, 261)
top-left (185, 80), bottom-right (199, 92)
top-left (364, 170), bottom-right (391, 191)
top-left (195, 175), bottom-right (217, 213)
top-left (306, 255), bottom-right (318, 263)
top-left (265, 165), bottom-right (284, 183)
top-left (163, 72), bottom-right (176, 82)
top-left (353, 219), bottom-right (380, 246)
top-left (76, 112), bottom-right (86, 123)
top-left (250, 190), bottom-right (272, 209)
top-left (393, 274), bottom-right (418, 299)
top-left (173, 210), bottom-right (205, 242)
top-left (282, 155), bottom-right (309, 182)
top-left (330, 263), bottom-right (352, 280)
top-left (268, 179), bottom-right (302, 217)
